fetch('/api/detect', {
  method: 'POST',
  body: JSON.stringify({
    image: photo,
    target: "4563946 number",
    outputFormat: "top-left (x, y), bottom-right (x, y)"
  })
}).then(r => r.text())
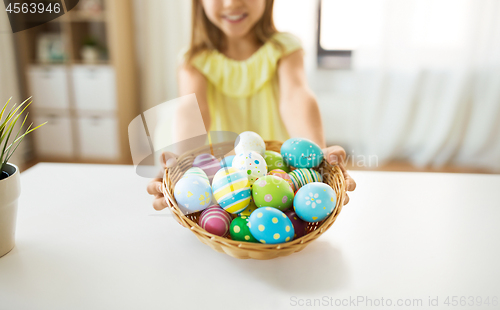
top-left (443, 296), bottom-right (498, 307)
top-left (6, 2), bottom-right (61, 14)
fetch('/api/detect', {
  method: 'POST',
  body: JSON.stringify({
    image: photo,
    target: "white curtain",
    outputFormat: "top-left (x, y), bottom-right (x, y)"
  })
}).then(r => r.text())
top-left (0, 9), bottom-right (23, 167)
top-left (353, 0), bottom-right (500, 171)
top-left (277, 0), bottom-right (500, 172)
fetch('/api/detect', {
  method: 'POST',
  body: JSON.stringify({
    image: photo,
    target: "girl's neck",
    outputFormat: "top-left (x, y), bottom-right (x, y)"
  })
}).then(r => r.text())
top-left (221, 32), bottom-right (262, 61)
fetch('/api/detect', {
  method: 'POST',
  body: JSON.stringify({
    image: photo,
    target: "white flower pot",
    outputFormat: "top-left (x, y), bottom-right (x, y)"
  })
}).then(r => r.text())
top-left (0, 163), bottom-right (21, 258)
top-left (81, 46), bottom-right (100, 64)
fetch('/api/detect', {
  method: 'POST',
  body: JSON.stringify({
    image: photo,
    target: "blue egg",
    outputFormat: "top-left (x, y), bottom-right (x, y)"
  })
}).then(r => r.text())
top-left (248, 207), bottom-right (294, 244)
top-left (174, 176), bottom-right (213, 214)
top-left (220, 155), bottom-right (236, 168)
top-left (294, 182), bottom-right (336, 222)
top-left (281, 138), bottom-right (324, 168)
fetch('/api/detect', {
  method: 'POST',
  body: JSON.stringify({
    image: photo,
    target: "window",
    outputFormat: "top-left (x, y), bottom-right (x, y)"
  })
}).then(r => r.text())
top-left (317, 0), bottom-right (385, 69)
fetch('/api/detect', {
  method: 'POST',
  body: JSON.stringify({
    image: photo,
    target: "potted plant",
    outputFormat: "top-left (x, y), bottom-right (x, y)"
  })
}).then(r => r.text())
top-left (81, 36), bottom-right (101, 64)
top-left (0, 98), bottom-right (45, 257)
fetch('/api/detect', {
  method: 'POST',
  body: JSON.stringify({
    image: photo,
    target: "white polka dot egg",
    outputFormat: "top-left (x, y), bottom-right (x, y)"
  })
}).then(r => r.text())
top-left (248, 207), bottom-right (295, 244)
top-left (232, 151), bottom-right (267, 185)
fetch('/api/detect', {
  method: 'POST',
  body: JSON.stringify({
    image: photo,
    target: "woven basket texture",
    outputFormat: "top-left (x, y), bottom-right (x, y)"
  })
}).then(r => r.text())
top-left (162, 140), bottom-right (346, 260)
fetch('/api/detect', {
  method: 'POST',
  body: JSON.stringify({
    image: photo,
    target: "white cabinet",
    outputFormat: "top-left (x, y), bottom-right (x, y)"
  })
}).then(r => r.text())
top-left (72, 65), bottom-right (117, 112)
top-left (77, 116), bottom-right (119, 160)
top-left (28, 66), bottom-right (70, 109)
top-left (32, 114), bottom-right (74, 158)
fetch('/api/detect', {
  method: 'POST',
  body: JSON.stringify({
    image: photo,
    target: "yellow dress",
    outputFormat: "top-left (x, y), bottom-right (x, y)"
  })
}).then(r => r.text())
top-left (191, 32), bottom-right (302, 142)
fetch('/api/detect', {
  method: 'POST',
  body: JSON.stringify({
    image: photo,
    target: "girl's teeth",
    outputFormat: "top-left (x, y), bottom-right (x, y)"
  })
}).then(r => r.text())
top-left (226, 14), bottom-right (244, 21)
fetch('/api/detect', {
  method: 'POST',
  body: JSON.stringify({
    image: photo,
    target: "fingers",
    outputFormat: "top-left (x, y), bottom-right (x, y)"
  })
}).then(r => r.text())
top-left (344, 194), bottom-right (350, 205)
top-left (147, 179), bottom-right (163, 196)
top-left (343, 170), bottom-right (357, 192)
top-left (160, 152), bottom-right (178, 168)
top-left (153, 196), bottom-right (169, 211)
top-left (323, 145), bottom-right (347, 165)
top-left (335, 162), bottom-right (356, 192)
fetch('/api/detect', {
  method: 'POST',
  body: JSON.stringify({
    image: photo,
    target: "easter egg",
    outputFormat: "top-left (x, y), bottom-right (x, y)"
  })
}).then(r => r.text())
top-left (235, 131), bottom-right (266, 156)
top-left (192, 154), bottom-right (220, 182)
top-left (268, 169), bottom-right (294, 191)
top-left (220, 155), bottom-right (235, 168)
top-left (264, 150), bottom-right (290, 173)
top-left (281, 138), bottom-right (324, 168)
top-left (199, 205), bottom-right (232, 236)
top-left (294, 182), bottom-right (336, 222)
top-left (284, 209), bottom-right (308, 239)
top-left (289, 168), bottom-right (323, 191)
top-left (232, 151), bottom-right (267, 185)
top-left (248, 207), bottom-right (294, 244)
top-left (238, 197), bottom-right (258, 216)
top-left (252, 175), bottom-right (294, 211)
top-left (212, 167), bottom-right (251, 214)
top-left (182, 167), bottom-right (209, 184)
top-left (230, 216), bottom-right (258, 242)
top-left (174, 176), bottom-right (213, 213)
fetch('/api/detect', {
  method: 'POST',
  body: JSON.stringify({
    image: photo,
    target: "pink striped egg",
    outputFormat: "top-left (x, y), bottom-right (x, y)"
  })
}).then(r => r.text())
top-left (199, 205), bottom-right (233, 236)
top-left (193, 154), bottom-right (220, 183)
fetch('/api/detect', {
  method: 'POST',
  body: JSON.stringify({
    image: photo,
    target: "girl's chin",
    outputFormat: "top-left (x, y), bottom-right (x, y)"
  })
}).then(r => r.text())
top-left (221, 27), bottom-right (254, 39)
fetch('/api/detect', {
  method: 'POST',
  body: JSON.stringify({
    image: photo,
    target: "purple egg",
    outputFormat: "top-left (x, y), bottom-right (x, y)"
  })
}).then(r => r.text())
top-left (192, 154), bottom-right (220, 182)
top-left (285, 209), bottom-right (308, 239)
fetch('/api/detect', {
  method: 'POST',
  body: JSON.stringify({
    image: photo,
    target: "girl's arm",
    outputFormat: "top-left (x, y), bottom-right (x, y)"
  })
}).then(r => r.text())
top-left (278, 51), bottom-right (326, 148)
top-left (146, 64), bottom-right (211, 212)
top-left (278, 51), bottom-right (356, 203)
top-left (177, 63), bottom-right (211, 138)
top-left (170, 63), bottom-right (212, 155)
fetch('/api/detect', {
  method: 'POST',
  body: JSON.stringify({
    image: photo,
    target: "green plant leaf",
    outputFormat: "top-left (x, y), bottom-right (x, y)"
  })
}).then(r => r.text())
top-left (1, 97), bottom-right (44, 169)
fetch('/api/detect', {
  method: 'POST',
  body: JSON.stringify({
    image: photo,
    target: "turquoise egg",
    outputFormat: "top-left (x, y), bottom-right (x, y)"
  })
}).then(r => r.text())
top-left (220, 155), bottom-right (235, 168)
top-left (281, 138), bottom-right (324, 168)
top-left (248, 207), bottom-right (295, 244)
top-left (174, 176), bottom-right (213, 214)
top-left (294, 182), bottom-right (336, 222)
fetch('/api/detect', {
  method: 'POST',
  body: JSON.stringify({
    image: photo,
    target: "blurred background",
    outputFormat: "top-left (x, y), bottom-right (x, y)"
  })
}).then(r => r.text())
top-left (1, 0), bottom-right (499, 174)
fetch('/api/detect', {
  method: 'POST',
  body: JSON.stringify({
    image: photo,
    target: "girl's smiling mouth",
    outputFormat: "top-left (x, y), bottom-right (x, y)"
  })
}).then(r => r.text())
top-left (222, 13), bottom-right (248, 23)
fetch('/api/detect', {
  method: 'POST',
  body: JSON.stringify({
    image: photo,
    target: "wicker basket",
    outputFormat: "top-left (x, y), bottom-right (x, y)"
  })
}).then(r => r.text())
top-left (162, 140), bottom-right (347, 260)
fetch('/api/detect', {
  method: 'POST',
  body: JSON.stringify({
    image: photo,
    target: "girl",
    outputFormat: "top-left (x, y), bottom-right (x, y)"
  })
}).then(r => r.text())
top-left (148, 0), bottom-right (356, 209)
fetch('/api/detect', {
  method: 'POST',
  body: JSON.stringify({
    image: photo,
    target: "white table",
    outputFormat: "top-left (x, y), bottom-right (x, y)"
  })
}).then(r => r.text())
top-left (0, 164), bottom-right (499, 310)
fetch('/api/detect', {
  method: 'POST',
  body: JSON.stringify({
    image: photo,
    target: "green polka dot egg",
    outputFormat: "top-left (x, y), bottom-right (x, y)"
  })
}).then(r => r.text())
top-left (248, 207), bottom-right (295, 244)
top-left (264, 150), bottom-right (290, 173)
top-left (230, 216), bottom-right (258, 242)
top-left (232, 151), bottom-right (267, 185)
top-left (252, 175), bottom-right (294, 211)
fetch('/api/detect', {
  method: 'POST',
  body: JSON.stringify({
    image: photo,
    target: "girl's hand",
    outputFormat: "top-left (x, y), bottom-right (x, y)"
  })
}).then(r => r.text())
top-left (323, 146), bottom-right (356, 205)
top-left (146, 152), bottom-right (178, 211)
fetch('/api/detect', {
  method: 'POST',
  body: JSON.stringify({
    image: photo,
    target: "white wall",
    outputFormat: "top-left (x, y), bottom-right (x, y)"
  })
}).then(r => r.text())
top-left (0, 8), bottom-right (25, 169)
